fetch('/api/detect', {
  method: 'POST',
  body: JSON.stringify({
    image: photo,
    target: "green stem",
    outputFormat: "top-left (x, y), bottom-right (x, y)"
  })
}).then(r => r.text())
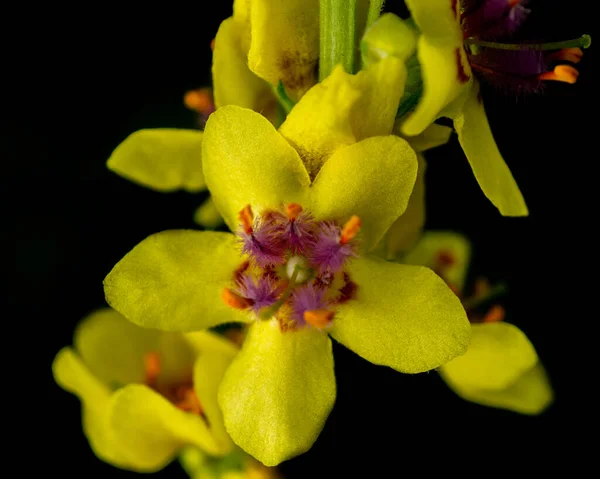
top-left (319, 0), bottom-right (358, 81)
top-left (465, 34), bottom-right (591, 51)
top-left (366, 0), bottom-right (385, 31)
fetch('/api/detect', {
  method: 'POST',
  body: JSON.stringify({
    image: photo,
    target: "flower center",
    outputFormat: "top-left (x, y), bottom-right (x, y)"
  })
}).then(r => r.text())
top-left (221, 203), bottom-right (360, 331)
top-left (143, 352), bottom-right (205, 416)
top-left (458, 0), bottom-right (591, 91)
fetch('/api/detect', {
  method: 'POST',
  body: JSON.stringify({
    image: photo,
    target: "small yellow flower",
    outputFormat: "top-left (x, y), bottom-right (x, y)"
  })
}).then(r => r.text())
top-left (104, 59), bottom-right (470, 466)
top-left (52, 308), bottom-right (239, 472)
top-left (403, 231), bottom-right (554, 415)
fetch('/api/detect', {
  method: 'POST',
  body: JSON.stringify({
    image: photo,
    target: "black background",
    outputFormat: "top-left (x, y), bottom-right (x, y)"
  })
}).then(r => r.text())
top-left (5, 0), bottom-right (594, 476)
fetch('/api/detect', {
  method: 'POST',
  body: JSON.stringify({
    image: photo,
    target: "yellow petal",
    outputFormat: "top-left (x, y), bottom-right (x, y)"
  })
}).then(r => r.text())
top-left (107, 384), bottom-right (223, 471)
top-left (202, 106), bottom-right (310, 231)
top-left (361, 12), bottom-right (417, 66)
top-left (279, 57), bottom-right (406, 178)
top-left (218, 321), bottom-right (335, 466)
top-left (212, 17), bottom-right (278, 121)
top-left (193, 196), bottom-right (225, 230)
top-left (350, 57), bottom-right (407, 141)
top-left (52, 348), bottom-right (131, 468)
top-left (403, 123), bottom-right (453, 152)
top-left (400, 39), bottom-right (471, 136)
top-left (403, 230), bottom-right (471, 293)
top-left (404, 0), bottom-right (462, 40)
top-left (378, 153), bottom-right (427, 259)
top-left (440, 322), bottom-right (538, 390)
top-left (192, 335), bottom-right (239, 451)
top-left (74, 308), bottom-right (197, 388)
top-left (247, 0), bottom-right (319, 99)
top-left (104, 231), bottom-right (249, 332)
top-left (331, 255), bottom-right (470, 373)
top-left (453, 87), bottom-right (528, 216)
top-left (441, 360), bottom-right (553, 415)
top-left (310, 135), bottom-right (417, 252)
top-left (107, 129), bottom-right (205, 193)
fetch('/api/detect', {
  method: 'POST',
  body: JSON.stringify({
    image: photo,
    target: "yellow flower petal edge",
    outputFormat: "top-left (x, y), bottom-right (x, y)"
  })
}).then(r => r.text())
top-left (400, 38), bottom-right (471, 137)
top-left (278, 66), bottom-right (360, 178)
top-left (104, 230), bottom-right (249, 332)
top-left (279, 57), bottom-right (406, 178)
top-left (440, 361), bottom-right (554, 415)
top-left (107, 384), bottom-right (224, 471)
top-left (440, 322), bottom-right (538, 390)
top-left (218, 320), bottom-right (335, 466)
top-left (193, 339), bottom-right (238, 450)
top-left (106, 129), bottom-right (205, 193)
top-left (331, 255), bottom-right (470, 373)
top-left (193, 196), bottom-right (225, 230)
top-left (74, 308), bottom-right (197, 388)
top-left (361, 12), bottom-right (417, 66)
top-left (202, 105), bottom-right (310, 231)
top-left (453, 88), bottom-right (529, 216)
top-left (377, 153), bottom-right (427, 259)
top-left (248, 0), bottom-right (319, 100)
top-left (405, 0), bottom-right (462, 40)
top-left (52, 348), bottom-right (131, 467)
top-left (400, 0), bottom-right (471, 136)
top-left (212, 17), bottom-right (277, 121)
top-left (403, 123), bottom-right (453, 152)
top-left (403, 230), bottom-right (472, 292)
top-left (310, 135), bottom-right (418, 252)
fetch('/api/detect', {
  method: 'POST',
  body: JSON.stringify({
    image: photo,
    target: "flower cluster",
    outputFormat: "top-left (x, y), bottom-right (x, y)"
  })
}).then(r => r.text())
top-left (52, 0), bottom-right (586, 476)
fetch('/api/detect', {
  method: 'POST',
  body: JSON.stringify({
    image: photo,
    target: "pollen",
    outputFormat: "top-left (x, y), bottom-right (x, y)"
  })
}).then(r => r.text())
top-left (539, 65), bottom-right (579, 84)
top-left (285, 203), bottom-right (303, 221)
top-left (303, 309), bottom-right (335, 329)
top-left (221, 288), bottom-right (253, 310)
top-left (340, 215), bottom-right (361, 245)
top-left (239, 204), bottom-right (254, 234)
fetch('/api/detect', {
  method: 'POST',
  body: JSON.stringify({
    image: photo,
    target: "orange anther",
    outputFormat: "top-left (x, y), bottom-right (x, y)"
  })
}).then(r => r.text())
top-left (144, 352), bottom-right (161, 388)
top-left (539, 65), bottom-right (579, 84)
top-left (221, 288), bottom-right (253, 310)
top-left (508, 0), bottom-right (520, 7)
top-left (340, 215), bottom-right (361, 245)
top-left (303, 309), bottom-right (334, 329)
top-left (183, 88), bottom-right (214, 113)
top-left (285, 203), bottom-right (303, 221)
top-left (239, 204), bottom-right (254, 234)
top-left (210, 38), bottom-right (216, 51)
top-left (483, 304), bottom-right (505, 323)
top-left (547, 47), bottom-right (583, 64)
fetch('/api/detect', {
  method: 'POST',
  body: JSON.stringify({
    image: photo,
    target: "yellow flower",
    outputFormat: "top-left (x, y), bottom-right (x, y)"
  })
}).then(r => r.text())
top-left (363, 7), bottom-right (530, 216)
top-left (52, 308), bottom-right (239, 472)
top-left (104, 58), bottom-right (470, 466)
top-left (213, 0), bottom-right (320, 124)
top-left (403, 231), bottom-right (554, 415)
